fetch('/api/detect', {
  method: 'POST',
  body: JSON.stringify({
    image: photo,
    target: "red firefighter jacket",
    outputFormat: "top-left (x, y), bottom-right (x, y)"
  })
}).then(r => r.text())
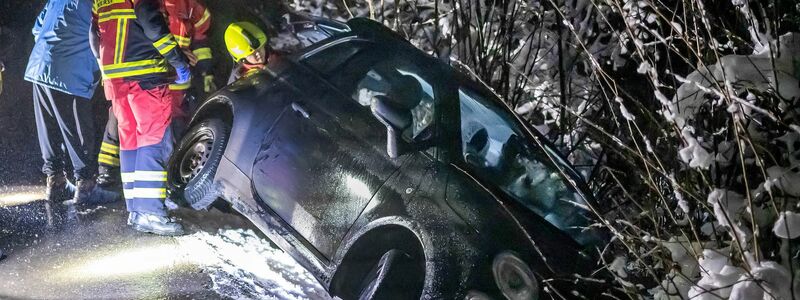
top-left (161, 0), bottom-right (212, 73)
top-left (160, 0), bottom-right (213, 90)
top-left (93, 0), bottom-right (188, 89)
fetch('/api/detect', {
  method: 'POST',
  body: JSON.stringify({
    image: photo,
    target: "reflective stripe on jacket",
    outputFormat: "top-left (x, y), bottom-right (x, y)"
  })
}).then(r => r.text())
top-left (161, 0), bottom-right (213, 91)
top-left (25, 0), bottom-right (100, 99)
top-left (93, 0), bottom-right (188, 88)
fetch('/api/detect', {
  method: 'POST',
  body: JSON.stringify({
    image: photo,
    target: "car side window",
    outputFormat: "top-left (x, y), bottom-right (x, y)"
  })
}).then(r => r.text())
top-left (458, 87), bottom-right (596, 246)
top-left (331, 53), bottom-right (437, 141)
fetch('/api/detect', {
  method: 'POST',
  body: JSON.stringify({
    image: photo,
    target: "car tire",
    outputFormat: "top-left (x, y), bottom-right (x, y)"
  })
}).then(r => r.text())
top-left (356, 249), bottom-right (423, 300)
top-left (168, 118), bottom-right (230, 210)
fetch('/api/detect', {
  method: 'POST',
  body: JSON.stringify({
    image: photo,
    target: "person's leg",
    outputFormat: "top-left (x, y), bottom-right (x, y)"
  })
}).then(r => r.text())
top-left (125, 83), bottom-right (183, 235)
top-left (32, 84), bottom-right (72, 201)
top-left (97, 107), bottom-right (121, 188)
top-left (127, 84), bottom-right (172, 217)
top-left (112, 90), bottom-right (138, 211)
top-left (55, 95), bottom-right (96, 180)
top-left (169, 88), bottom-right (188, 139)
top-left (45, 90), bottom-right (120, 204)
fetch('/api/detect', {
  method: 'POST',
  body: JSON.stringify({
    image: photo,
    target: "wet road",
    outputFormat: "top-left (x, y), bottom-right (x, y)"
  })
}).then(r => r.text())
top-left (0, 199), bottom-right (220, 299)
top-left (0, 195), bottom-right (330, 300)
top-left (0, 3), bottom-right (329, 299)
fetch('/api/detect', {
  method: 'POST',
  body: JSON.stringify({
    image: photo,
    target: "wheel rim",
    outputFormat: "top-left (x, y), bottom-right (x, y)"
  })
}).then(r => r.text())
top-left (178, 131), bottom-right (214, 185)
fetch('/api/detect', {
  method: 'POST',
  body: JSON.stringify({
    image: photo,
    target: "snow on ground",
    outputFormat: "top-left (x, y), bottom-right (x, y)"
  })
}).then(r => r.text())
top-left (178, 229), bottom-right (331, 300)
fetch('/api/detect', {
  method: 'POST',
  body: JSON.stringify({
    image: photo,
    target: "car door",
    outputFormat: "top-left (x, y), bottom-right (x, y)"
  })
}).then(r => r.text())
top-left (251, 39), bottom-right (407, 258)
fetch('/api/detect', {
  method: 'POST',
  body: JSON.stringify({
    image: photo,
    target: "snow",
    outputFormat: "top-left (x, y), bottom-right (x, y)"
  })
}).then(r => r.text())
top-left (608, 256), bottom-right (628, 278)
top-left (178, 229), bottom-right (330, 300)
top-left (772, 211), bottom-right (800, 239)
top-left (689, 264), bottom-right (743, 300)
top-left (764, 166), bottom-right (800, 197)
top-left (669, 174), bottom-right (690, 213)
top-left (672, 33), bottom-right (800, 129)
top-left (637, 61), bottom-right (651, 74)
top-left (730, 261), bottom-right (791, 300)
top-left (661, 237), bottom-right (702, 278)
top-left (678, 127), bottom-right (712, 169)
top-left (706, 189), bottom-right (748, 243)
top-left (650, 270), bottom-right (692, 300)
top-left (614, 96), bottom-right (635, 121)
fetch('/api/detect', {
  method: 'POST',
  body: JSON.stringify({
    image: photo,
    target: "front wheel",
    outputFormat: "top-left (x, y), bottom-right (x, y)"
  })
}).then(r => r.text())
top-left (167, 118), bottom-right (230, 210)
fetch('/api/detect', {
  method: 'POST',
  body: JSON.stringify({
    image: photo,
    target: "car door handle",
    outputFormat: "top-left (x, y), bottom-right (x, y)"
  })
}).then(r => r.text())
top-left (291, 102), bottom-right (310, 119)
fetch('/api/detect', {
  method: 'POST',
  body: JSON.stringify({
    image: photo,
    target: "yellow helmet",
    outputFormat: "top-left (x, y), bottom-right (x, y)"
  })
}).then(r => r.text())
top-left (224, 22), bottom-right (267, 62)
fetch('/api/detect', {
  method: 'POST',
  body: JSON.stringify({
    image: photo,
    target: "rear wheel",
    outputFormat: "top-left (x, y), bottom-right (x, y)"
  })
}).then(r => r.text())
top-left (168, 118), bottom-right (230, 210)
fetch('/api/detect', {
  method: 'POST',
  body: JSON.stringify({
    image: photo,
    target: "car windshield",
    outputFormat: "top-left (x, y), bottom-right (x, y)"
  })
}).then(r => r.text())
top-left (458, 87), bottom-right (598, 246)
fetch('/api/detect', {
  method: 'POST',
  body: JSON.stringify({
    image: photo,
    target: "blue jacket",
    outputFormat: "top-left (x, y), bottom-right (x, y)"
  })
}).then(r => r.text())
top-left (24, 0), bottom-right (99, 99)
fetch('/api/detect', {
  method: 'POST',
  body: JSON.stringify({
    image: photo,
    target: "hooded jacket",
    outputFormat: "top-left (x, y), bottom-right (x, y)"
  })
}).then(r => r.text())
top-left (25, 0), bottom-right (100, 99)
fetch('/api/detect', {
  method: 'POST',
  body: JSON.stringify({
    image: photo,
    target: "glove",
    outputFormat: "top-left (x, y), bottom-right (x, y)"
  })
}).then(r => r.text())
top-left (175, 64), bottom-right (192, 84)
top-left (203, 74), bottom-right (217, 93)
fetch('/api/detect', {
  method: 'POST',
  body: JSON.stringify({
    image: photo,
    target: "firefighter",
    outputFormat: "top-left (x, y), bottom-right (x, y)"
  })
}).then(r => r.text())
top-left (224, 22), bottom-right (273, 83)
top-left (25, 0), bottom-right (118, 204)
top-left (90, 0), bottom-right (191, 235)
top-left (96, 0), bottom-right (216, 189)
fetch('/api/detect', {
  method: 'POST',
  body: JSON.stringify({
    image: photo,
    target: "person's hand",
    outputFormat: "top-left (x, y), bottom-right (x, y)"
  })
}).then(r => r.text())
top-left (175, 65), bottom-right (191, 84)
top-left (203, 74), bottom-right (217, 93)
top-left (182, 48), bottom-right (198, 66)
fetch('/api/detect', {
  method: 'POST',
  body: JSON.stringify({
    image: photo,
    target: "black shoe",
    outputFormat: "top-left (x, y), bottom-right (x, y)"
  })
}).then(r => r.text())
top-left (129, 212), bottom-right (185, 236)
top-left (64, 181), bottom-right (122, 205)
top-left (45, 173), bottom-right (75, 202)
top-left (96, 165), bottom-right (120, 189)
top-left (72, 179), bottom-right (96, 204)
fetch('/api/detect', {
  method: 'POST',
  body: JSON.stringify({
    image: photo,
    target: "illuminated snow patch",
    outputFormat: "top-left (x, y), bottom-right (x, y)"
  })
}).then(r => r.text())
top-left (178, 229), bottom-right (330, 300)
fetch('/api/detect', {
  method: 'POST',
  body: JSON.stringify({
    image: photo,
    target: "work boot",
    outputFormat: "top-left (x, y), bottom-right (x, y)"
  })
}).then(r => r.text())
top-left (45, 173), bottom-right (75, 202)
top-left (129, 212), bottom-right (185, 236)
top-left (96, 165), bottom-right (120, 189)
top-left (64, 179), bottom-right (122, 205)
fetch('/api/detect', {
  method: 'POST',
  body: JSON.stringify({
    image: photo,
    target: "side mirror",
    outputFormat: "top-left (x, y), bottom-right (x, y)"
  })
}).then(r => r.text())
top-left (371, 96), bottom-right (411, 158)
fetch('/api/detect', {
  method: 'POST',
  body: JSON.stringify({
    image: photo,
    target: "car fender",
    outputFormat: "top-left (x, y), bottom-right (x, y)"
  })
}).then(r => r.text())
top-left (329, 214), bottom-right (474, 300)
top-left (192, 71), bottom-right (290, 175)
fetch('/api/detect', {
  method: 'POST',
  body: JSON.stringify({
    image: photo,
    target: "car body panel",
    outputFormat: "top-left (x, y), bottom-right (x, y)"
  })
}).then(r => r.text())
top-left (251, 61), bottom-right (402, 258)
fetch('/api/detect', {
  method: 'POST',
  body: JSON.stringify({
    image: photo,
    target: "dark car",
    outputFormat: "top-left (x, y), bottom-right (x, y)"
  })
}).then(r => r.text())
top-left (168, 17), bottom-right (616, 299)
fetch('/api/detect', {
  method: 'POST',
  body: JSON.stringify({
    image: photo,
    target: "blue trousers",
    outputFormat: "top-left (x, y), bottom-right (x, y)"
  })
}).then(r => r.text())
top-left (120, 128), bottom-right (173, 216)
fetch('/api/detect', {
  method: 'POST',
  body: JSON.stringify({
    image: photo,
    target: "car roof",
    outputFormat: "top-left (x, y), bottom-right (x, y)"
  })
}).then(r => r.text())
top-left (343, 18), bottom-right (413, 47)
